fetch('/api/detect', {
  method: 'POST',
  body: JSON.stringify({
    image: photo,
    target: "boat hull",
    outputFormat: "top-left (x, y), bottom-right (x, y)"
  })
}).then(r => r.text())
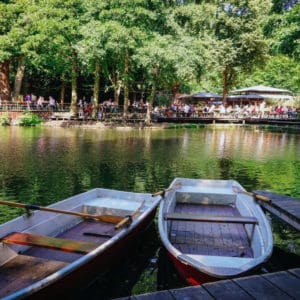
top-left (0, 188), bottom-right (161, 299)
top-left (168, 251), bottom-right (214, 285)
top-left (158, 178), bottom-right (273, 286)
top-left (167, 249), bottom-right (261, 286)
top-left (26, 208), bottom-right (157, 299)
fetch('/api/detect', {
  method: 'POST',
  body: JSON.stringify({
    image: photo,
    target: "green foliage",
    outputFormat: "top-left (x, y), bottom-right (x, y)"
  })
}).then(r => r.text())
top-left (268, 3), bottom-right (300, 61)
top-left (213, 0), bottom-right (272, 94)
top-left (18, 112), bottom-right (42, 126)
top-left (155, 93), bottom-right (172, 106)
top-left (238, 55), bottom-right (300, 93)
top-left (0, 113), bottom-right (10, 126)
top-left (0, 0), bottom-right (299, 104)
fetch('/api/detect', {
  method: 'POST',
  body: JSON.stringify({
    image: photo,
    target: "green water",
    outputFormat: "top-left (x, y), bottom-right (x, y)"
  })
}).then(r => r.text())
top-left (0, 125), bottom-right (299, 297)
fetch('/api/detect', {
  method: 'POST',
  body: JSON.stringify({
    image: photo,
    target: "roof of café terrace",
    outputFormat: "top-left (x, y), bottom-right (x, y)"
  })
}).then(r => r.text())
top-left (231, 85), bottom-right (293, 99)
top-left (192, 92), bottom-right (223, 99)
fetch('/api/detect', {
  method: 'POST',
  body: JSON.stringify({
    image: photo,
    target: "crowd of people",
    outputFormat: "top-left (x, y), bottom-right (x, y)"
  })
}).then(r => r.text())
top-left (23, 93), bottom-right (58, 110)
top-left (77, 98), bottom-right (149, 119)
top-left (1, 93), bottom-right (298, 120)
top-left (152, 100), bottom-right (299, 119)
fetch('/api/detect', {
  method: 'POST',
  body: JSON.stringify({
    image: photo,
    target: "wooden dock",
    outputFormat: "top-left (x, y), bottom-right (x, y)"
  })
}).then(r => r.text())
top-left (255, 191), bottom-right (300, 231)
top-left (156, 116), bottom-right (300, 126)
top-left (116, 268), bottom-right (300, 299)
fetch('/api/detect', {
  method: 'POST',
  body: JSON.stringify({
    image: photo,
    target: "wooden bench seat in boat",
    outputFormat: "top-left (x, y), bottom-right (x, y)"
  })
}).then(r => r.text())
top-left (0, 232), bottom-right (97, 254)
top-left (164, 213), bottom-right (258, 224)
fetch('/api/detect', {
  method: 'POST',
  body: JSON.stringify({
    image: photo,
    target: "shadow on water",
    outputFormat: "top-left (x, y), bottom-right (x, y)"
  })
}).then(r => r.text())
top-left (78, 223), bottom-right (161, 300)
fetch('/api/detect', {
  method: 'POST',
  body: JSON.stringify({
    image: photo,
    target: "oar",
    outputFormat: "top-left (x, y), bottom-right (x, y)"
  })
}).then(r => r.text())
top-left (0, 200), bottom-right (124, 224)
top-left (152, 182), bottom-right (182, 198)
top-left (232, 187), bottom-right (271, 202)
top-left (115, 200), bottom-right (146, 229)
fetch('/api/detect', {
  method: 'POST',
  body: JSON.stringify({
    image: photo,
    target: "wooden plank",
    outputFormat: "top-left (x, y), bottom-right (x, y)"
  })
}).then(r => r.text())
top-left (171, 286), bottom-right (213, 299)
top-left (289, 268), bottom-right (300, 279)
top-left (260, 201), bottom-right (300, 231)
top-left (164, 213), bottom-right (258, 224)
top-left (0, 254), bottom-right (67, 298)
top-left (203, 279), bottom-right (253, 300)
top-left (255, 190), bottom-right (300, 230)
top-left (24, 220), bottom-right (114, 263)
top-left (132, 269), bottom-right (300, 300)
top-left (262, 271), bottom-right (300, 299)
top-left (170, 204), bottom-right (253, 257)
top-left (1, 232), bottom-right (97, 254)
top-left (234, 275), bottom-right (293, 299)
top-left (133, 290), bottom-right (174, 299)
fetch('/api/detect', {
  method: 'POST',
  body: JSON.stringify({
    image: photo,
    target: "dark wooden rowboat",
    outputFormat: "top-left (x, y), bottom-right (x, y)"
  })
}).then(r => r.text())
top-left (0, 188), bottom-right (161, 299)
top-left (158, 178), bottom-right (273, 285)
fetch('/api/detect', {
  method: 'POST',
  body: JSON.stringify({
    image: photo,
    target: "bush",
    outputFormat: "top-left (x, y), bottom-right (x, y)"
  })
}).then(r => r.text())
top-left (0, 113), bottom-right (11, 126)
top-left (19, 112), bottom-right (42, 126)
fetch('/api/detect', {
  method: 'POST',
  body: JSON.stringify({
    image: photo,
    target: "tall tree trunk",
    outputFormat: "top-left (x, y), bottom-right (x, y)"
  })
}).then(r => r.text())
top-left (114, 84), bottom-right (121, 106)
top-left (146, 82), bottom-right (156, 125)
top-left (222, 67), bottom-right (228, 106)
top-left (70, 51), bottom-right (78, 115)
top-left (123, 51), bottom-right (129, 117)
top-left (60, 73), bottom-right (66, 106)
top-left (13, 56), bottom-right (25, 102)
top-left (110, 69), bottom-right (121, 106)
top-left (222, 66), bottom-right (235, 106)
top-left (0, 60), bottom-right (11, 101)
top-left (93, 60), bottom-right (100, 118)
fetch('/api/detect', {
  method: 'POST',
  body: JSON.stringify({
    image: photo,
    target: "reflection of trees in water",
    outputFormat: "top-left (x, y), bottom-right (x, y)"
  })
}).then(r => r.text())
top-left (204, 127), bottom-right (296, 161)
top-left (0, 127), bottom-right (299, 221)
top-left (218, 157), bottom-right (233, 179)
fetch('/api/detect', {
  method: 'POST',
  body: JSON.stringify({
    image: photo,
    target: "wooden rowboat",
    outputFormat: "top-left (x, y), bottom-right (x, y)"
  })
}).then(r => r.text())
top-left (0, 188), bottom-right (161, 299)
top-left (158, 178), bottom-right (273, 285)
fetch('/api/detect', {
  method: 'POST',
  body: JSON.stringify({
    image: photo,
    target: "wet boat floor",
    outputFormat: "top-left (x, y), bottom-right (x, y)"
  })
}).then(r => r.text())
top-left (0, 220), bottom-right (116, 297)
top-left (169, 203), bottom-right (253, 258)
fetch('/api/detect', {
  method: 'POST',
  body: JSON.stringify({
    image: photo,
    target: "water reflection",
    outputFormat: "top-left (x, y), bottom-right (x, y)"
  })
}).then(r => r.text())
top-left (0, 126), bottom-right (299, 296)
top-left (0, 126), bottom-right (300, 207)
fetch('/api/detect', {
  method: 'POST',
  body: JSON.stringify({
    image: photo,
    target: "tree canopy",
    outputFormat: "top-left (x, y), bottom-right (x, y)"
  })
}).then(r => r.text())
top-left (0, 0), bottom-right (299, 106)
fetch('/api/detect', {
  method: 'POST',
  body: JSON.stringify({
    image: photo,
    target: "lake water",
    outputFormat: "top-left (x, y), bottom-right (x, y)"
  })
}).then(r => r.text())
top-left (0, 125), bottom-right (299, 298)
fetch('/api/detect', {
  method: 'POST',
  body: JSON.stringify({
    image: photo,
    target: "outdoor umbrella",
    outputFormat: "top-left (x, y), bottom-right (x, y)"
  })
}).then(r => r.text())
top-left (192, 92), bottom-right (222, 99)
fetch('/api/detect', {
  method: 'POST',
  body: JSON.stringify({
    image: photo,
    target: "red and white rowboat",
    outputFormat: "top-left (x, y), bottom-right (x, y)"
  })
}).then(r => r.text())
top-left (158, 178), bottom-right (273, 285)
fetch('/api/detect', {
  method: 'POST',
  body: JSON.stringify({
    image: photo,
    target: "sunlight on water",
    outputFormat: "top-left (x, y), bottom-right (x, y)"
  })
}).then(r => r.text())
top-left (0, 125), bottom-right (299, 212)
top-left (0, 125), bottom-right (299, 298)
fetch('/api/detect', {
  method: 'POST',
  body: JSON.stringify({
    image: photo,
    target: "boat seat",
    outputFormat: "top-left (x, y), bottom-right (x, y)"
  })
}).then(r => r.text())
top-left (0, 232), bottom-right (97, 254)
top-left (164, 213), bottom-right (258, 224)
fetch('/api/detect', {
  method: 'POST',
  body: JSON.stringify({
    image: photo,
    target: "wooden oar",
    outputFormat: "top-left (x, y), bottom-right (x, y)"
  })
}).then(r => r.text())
top-left (152, 182), bottom-right (182, 198)
top-left (232, 187), bottom-right (271, 202)
top-left (115, 200), bottom-right (146, 229)
top-left (0, 200), bottom-right (124, 224)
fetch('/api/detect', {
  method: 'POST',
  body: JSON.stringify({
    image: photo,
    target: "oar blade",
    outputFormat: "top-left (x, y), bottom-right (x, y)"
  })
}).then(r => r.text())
top-left (95, 214), bottom-right (124, 224)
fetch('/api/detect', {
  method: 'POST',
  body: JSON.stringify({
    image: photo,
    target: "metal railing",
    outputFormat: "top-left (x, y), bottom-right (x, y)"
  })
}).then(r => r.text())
top-left (1, 102), bottom-right (299, 121)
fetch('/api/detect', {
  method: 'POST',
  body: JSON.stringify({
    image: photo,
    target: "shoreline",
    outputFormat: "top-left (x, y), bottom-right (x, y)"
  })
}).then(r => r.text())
top-left (39, 119), bottom-right (300, 132)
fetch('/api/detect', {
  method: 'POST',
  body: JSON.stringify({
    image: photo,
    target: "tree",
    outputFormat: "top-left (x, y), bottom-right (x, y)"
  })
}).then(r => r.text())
top-left (268, 3), bottom-right (300, 61)
top-left (0, 0), bottom-right (27, 101)
top-left (238, 55), bottom-right (300, 93)
top-left (94, 0), bottom-right (166, 115)
top-left (36, 0), bottom-right (85, 114)
top-left (134, 31), bottom-right (207, 123)
top-left (214, 0), bottom-right (272, 103)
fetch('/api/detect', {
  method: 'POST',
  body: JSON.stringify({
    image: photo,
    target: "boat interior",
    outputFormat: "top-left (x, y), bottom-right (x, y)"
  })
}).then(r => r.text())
top-left (0, 195), bottom-right (146, 298)
top-left (165, 190), bottom-right (260, 259)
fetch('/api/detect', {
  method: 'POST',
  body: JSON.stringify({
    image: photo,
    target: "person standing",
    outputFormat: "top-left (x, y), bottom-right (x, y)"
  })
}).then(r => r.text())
top-left (48, 96), bottom-right (56, 110)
